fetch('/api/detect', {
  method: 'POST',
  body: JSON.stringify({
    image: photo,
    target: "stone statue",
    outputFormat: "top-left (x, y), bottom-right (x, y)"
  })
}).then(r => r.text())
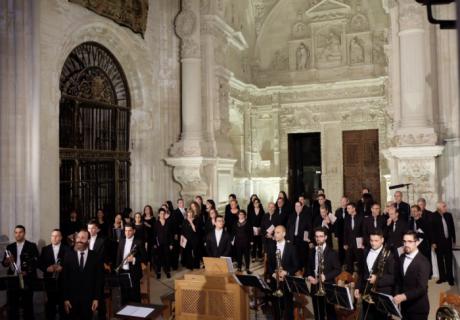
top-left (350, 37), bottom-right (364, 64)
top-left (318, 31), bottom-right (342, 63)
top-left (296, 43), bottom-right (309, 70)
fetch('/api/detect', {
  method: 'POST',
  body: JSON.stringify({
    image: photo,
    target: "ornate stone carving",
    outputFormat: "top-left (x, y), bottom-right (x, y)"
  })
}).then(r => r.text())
top-left (315, 25), bottom-right (344, 67)
top-left (350, 13), bottom-right (369, 32)
top-left (271, 49), bottom-right (289, 71)
top-left (349, 36), bottom-right (365, 64)
top-left (175, 9), bottom-right (197, 38)
top-left (296, 42), bottom-right (311, 70)
top-left (292, 22), bottom-right (308, 39)
top-left (398, 0), bottom-right (424, 30)
top-left (392, 133), bottom-right (438, 146)
top-left (180, 38), bottom-right (199, 58)
top-left (372, 30), bottom-right (388, 66)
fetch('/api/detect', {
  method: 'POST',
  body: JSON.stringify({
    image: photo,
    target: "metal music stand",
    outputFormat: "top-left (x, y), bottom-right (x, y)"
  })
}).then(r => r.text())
top-left (371, 291), bottom-right (402, 318)
top-left (324, 283), bottom-right (354, 311)
top-left (234, 274), bottom-right (271, 320)
top-left (106, 273), bottom-right (133, 315)
top-left (285, 275), bottom-right (310, 296)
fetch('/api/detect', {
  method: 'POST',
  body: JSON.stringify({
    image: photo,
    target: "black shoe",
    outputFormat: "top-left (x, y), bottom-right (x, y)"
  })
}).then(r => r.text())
top-left (166, 273), bottom-right (171, 279)
top-left (436, 279), bottom-right (446, 284)
top-left (246, 270), bottom-right (252, 274)
top-left (156, 273), bottom-right (161, 279)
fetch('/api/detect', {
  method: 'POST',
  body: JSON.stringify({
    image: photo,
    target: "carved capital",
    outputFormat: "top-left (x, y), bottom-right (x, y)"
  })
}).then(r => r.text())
top-left (398, 0), bottom-right (424, 31)
top-left (175, 9), bottom-right (197, 39)
top-left (392, 132), bottom-right (437, 146)
top-left (164, 157), bottom-right (209, 200)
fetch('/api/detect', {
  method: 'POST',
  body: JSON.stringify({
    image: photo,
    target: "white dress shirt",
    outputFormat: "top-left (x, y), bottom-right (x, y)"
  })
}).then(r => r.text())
top-left (403, 249), bottom-right (418, 275)
top-left (89, 235), bottom-right (97, 250)
top-left (122, 237), bottom-right (135, 270)
top-left (52, 244), bottom-right (61, 263)
top-left (442, 215), bottom-right (449, 238)
top-left (16, 241), bottom-right (24, 271)
top-left (366, 246), bottom-right (383, 273)
top-left (294, 214), bottom-right (300, 236)
top-left (215, 229), bottom-right (223, 247)
top-left (77, 248), bottom-right (89, 269)
top-left (276, 240), bottom-right (286, 258)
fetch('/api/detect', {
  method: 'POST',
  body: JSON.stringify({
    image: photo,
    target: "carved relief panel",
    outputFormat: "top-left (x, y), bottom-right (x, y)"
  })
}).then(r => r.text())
top-left (312, 21), bottom-right (347, 68)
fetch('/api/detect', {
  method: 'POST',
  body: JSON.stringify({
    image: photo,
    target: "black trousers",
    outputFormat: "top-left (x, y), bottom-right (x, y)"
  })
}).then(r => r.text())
top-left (293, 237), bottom-right (309, 272)
top-left (436, 248), bottom-right (454, 282)
top-left (171, 236), bottom-right (180, 270)
top-left (271, 291), bottom-right (294, 320)
top-left (67, 298), bottom-right (93, 320)
top-left (119, 271), bottom-right (141, 305)
top-left (7, 288), bottom-right (34, 320)
top-left (45, 289), bottom-right (67, 320)
top-left (155, 244), bottom-right (171, 274)
top-left (236, 246), bottom-right (250, 270)
top-left (251, 235), bottom-right (263, 259)
top-left (311, 295), bottom-right (336, 320)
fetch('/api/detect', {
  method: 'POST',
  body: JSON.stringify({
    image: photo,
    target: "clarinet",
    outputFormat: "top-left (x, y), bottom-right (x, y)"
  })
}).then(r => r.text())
top-left (5, 250), bottom-right (24, 289)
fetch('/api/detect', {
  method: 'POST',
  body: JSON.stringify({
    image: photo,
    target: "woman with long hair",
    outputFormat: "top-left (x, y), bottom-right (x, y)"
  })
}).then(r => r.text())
top-left (248, 198), bottom-right (265, 262)
top-left (181, 209), bottom-right (200, 270)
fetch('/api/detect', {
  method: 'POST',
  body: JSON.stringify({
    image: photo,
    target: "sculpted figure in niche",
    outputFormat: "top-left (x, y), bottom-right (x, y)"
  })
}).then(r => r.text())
top-left (296, 43), bottom-right (310, 70)
top-left (319, 31), bottom-right (342, 63)
top-left (350, 37), bottom-right (364, 64)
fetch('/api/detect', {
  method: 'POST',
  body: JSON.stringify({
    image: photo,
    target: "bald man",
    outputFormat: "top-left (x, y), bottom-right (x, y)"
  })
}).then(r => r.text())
top-left (432, 201), bottom-right (456, 285)
top-left (394, 191), bottom-right (410, 222)
top-left (267, 225), bottom-right (299, 320)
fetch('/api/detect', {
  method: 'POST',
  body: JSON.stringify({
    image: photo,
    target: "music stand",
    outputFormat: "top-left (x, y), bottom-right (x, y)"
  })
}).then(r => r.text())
top-left (371, 291), bottom-right (402, 318)
top-left (106, 273), bottom-right (133, 315)
top-left (324, 283), bottom-right (354, 311)
top-left (285, 276), bottom-right (310, 296)
top-left (234, 274), bottom-right (271, 320)
top-left (115, 303), bottom-right (165, 319)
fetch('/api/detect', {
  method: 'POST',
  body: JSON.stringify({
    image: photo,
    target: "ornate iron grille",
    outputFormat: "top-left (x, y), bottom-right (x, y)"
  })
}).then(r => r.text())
top-left (59, 42), bottom-right (131, 224)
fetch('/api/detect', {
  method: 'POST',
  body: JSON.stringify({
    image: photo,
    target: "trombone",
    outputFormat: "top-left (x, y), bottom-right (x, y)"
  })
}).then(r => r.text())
top-left (273, 249), bottom-right (284, 298)
top-left (315, 245), bottom-right (326, 297)
top-left (5, 250), bottom-right (24, 289)
top-left (114, 244), bottom-right (137, 273)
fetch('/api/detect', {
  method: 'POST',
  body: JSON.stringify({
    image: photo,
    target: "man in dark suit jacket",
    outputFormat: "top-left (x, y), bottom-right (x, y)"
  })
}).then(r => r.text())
top-left (276, 197), bottom-right (292, 227)
top-left (116, 223), bottom-right (147, 304)
top-left (62, 229), bottom-right (103, 320)
top-left (287, 201), bottom-right (313, 272)
top-left (306, 227), bottom-right (341, 320)
top-left (394, 191), bottom-right (410, 223)
top-left (394, 231), bottom-right (431, 320)
top-left (362, 203), bottom-right (386, 248)
top-left (432, 201), bottom-right (456, 285)
top-left (261, 202), bottom-right (280, 251)
top-left (409, 205), bottom-right (432, 264)
top-left (2, 225), bottom-right (39, 320)
top-left (205, 216), bottom-right (232, 257)
top-left (385, 205), bottom-right (408, 250)
top-left (312, 193), bottom-right (332, 224)
top-left (334, 196), bottom-right (349, 265)
top-left (355, 229), bottom-right (396, 319)
top-left (343, 203), bottom-right (364, 273)
top-left (267, 225), bottom-right (299, 320)
top-left (39, 229), bottom-right (69, 320)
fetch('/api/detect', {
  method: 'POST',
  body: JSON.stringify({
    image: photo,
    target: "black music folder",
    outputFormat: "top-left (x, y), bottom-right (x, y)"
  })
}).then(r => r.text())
top-left (105, 273), bottom-right (133, 289)
top-left (371, 291), bottom-right (402, 318)
top-left (324, 283), bottom-right (354, 310)
top-left (285, 276), bottom-right (310, 295)
top-left (233, 274), bottom-right (271, 292)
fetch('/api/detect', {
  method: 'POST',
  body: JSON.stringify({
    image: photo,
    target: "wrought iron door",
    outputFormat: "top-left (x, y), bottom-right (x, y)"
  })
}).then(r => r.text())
top-left (59, 42), bottom-right (131, 223)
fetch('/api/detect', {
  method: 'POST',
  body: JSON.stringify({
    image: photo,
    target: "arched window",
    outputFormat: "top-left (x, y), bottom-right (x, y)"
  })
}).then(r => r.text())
top-left (59, 42), bottom-right (131, 224)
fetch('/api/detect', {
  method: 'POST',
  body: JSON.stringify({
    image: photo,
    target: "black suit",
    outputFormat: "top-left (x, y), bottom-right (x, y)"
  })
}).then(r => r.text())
top-left (398, 251), bottom-right (430, 320)
top-left (39, 244), bottom-right (69, 320)
top-left (261, 213), bottom-right (281, 251)
top-left (62, 249), bottom-right (103, 320)
top-left (267, 240), bottom-right (299, 320)
top-left (116, 238), bottom-right (147, 304)
top-left (334, 207), bottom-right (348, 265)
top-left (287, 211), bottom-right (313, 272)
top-left (307, 245), bottom-right (341, 320)
top-left (432, 211), bottom-right (456, 283)
top-left (343, 214), bottom-right (364, 273)
top-left (362, 215), bottom-right (386, 247)
top-left (89, 235), bottom-right (108, 320)
top-left (385, 219), bottom-right (408, 249)
top-left (358, 247), bottom-right (396, 319)
top-left (394, 201), bottom-right (410, 223)
top-left (2, 240), bottom-right (39, 320)
top-left (408, 217), bottom-right (431, 262)
top-left (205, 229), bottom-right (232, 258)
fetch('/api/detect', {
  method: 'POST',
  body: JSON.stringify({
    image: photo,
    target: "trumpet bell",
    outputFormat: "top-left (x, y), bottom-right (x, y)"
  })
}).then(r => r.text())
top-left (315, 287), bottom-right (326, 297)
top-left (436, 305), bottom-right (460, 320)
top-left (362, 294), bottom-right (375, 304)
top-left (273, 289), bottom-right (284, 298)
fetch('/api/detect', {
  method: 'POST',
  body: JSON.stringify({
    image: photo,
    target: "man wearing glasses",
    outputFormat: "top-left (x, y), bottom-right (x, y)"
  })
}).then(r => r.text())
top-left (393, 231), bottom-right (430, 320)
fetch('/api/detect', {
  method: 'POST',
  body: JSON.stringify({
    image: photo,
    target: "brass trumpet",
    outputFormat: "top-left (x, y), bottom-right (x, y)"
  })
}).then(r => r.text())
top-left (315, 246), bottom-right (326, 296)
top-left (114, 244), bottom-right (137, 273)
top-left (5, 250), bottom-right (24, 289)
top-left (273, 249), bottom-right (284, 298)
top-left (362, 247), bottom-right (390, 304)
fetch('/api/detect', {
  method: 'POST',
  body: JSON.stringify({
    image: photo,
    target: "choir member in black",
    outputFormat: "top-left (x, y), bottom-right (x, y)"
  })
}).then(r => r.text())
top-left (356, 187), bottom-right (370, 215)
top-left (61, 210), bottom-right (83, 244)
top-left (190, 200), bottom-right (205, 263)
top-left (194, 195), bottom-right (208, 222)
top-left (205, 215), bottom-right (232, 257)
top-left (169, 201), bottom-right (184, 271)
top-left (225, 198), bottom-right (240, 235)
top-left (204, 208), bottom-right (218, 234)
top-left (108, 214), bottom-right (124, 267)
top-left (62, 229), bottom-right (103, 320)
top-left (2, 225), bottom-right (39, 320)
top-left (261, 202), bottom-right (280, 251)
top-left (354, 229), bottom-right (395, 320)
top-left (409, 205), bottom-right (431, 263)
top-left (133, 212), bottom-right (147, 244)
top-left (181, 209), bottom-right (201, 270)
top-left (249, 197), bottom-right (264, 262)
top-left (153, 208), bottom-right (173, 279)
top-left (306, 227), bottom-right (341, 320)
top-left (287, 201), bottom-right (313, 273)
top-left (122, 207), bottom-right (133, 225)
top-left (116, 224), bottom-right (147, 304)
top-left (432, 201), bottom-right (456, 285)
top-left (334, 196), bottom-right (349, 265)
top-left (312, 193), bottom-right (331, 224)
top-left (276, 190), bottom-right (292, 211)
top-left (224, 193), bottom-right (239, 219)
top-left (393, 231), bottom-right (431, 320)
top-left (96, 209), bottom-right (110, 238)
top-left (313, 206), bottom-right (334, 248)
top-left (234, 210), bottom-right (253, 273)
top-left (385, 205), bottom-right (408, 251)
top-left (393, 191), bottom-right (410, 223)
top-left (417, 198), bottom-right (434, 249)
top-left (39, 229), bottom-right (69, 320)
top-left (267, 225), bottom-right (299, 320)
top-left (143, 205), bottom-right (156, 268)
top-left (343, 203), bottom-right (364, 273)
top-left (298, 194), bottom-right (311, 210)
top-left (362, 203), bottom-right (386, 248)
top-left (247, 194), bottom-right (259, 215)
top-left (276, 197), bottom-right (291, 227)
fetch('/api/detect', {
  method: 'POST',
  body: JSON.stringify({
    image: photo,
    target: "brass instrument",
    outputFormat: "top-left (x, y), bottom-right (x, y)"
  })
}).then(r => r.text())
top-left (273, 249), bottom-right (284, 298)
top-left (362, 247), bottom-right (390, 304)
top-left (115, 244), bottom-right (137, 273)
top-left (316, 246), bottom-right (326, 296)
top-left (5, 250), bottom-right (24, 289)
top-left (436, 305), bottom-right (460, 320)
top-left (53, 258), bottom-right (61, 279)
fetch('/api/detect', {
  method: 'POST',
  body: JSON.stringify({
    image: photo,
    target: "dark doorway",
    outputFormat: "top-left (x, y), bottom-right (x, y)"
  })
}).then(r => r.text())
top-left (343, 129), bottom-right (380, 204)
top-left (288, 132), bottom-right (322, 203)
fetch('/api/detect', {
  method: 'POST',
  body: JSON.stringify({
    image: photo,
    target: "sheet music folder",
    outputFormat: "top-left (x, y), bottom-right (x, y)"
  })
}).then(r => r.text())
top-left (105, 273), bottom-right (133, 289)
top-left (285, 276), bottom-right (310, 295)
top-left (371, 291), bottom-right (402, 318)
top-left (233, 274), bottom-right (271, 292)
top-left (324, 283), bottom-right (354, 310)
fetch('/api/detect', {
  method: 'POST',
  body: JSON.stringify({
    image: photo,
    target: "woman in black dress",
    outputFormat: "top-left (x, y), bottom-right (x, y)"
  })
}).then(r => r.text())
top-left (234, 210), bottom-right (253, 273)
top-left (143, 205), bottom-right (155, 268)
top-left (204, 208), bottom-right (218, 235)
top-left (96, 209), bottom-right (109, 238)
top-left (153, 208), bottom-right (173, 278)
top-left (248, 198), bottom-right (265, 262)
top-left (134, 212), bottom-right (146, 244)
top-left (181, 209), bottom-right (201, 270)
